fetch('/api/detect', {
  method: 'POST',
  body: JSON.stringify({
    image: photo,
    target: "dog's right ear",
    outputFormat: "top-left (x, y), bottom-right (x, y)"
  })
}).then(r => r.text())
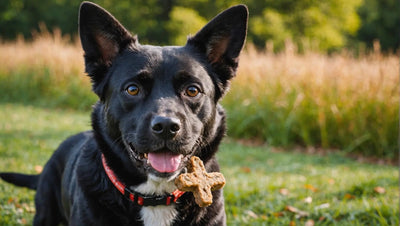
top-left (79, 1), bottom-right (137, 98)
top-left (186, 5), bottom-right (248, 100)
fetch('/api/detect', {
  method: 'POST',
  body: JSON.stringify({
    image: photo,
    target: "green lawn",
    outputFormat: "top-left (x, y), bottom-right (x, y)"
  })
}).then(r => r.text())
top-left (0, 103), bottom-right (398, 225)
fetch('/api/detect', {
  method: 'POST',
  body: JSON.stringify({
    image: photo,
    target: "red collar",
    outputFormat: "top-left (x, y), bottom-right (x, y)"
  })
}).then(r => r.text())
top-left (101, 154), bottom-right (185, 206)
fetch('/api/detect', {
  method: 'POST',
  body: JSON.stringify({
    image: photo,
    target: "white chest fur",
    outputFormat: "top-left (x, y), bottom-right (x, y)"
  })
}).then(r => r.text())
top-left (132, 174), bottom-right (179, 226)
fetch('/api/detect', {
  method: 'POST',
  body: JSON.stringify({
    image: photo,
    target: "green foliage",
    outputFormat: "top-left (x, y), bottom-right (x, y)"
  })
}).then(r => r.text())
top-left (357, 0), bottom-right (400, 52)
top-left (0, 0), bottom-right (398, 52)
top-left (166, 6), bottom-right (207, 45)
top-left (0, 0), bottom-right (80, 39)
top-left (0, 109), bottom-right (397, 225)
top-left (248, 0), bottom-right (362, 52)
top-left (250, 9), bottom-right (289, 51)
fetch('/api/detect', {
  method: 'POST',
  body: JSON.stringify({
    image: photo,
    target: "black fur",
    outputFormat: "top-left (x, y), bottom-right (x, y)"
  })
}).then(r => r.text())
top-left (0, 2), bottom-right (248, 225)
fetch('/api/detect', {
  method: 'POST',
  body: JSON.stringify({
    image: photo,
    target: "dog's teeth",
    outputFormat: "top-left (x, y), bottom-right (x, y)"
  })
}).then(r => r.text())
top-left (143, 153), bottom-right (148, 159)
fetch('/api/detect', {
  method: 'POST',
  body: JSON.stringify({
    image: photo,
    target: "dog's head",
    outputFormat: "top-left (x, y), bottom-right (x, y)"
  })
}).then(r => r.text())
top-left (79, 2), bottom-right (248, 178)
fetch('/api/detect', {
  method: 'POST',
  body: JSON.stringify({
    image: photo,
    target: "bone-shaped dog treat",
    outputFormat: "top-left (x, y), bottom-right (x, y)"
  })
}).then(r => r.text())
top-left (175, 156), bottom-right (225, 207)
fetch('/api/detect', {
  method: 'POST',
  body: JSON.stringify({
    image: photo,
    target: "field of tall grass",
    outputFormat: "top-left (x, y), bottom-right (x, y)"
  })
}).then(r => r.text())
top-left (0, 32), bottom-right (398, 159)
top-left (225, 45), bottom-right (399, 159)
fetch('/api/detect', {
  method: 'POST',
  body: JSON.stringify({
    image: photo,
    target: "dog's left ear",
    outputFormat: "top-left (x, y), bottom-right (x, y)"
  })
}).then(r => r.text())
top-left (187, 5), bottom-right (248, 99)
top-left (79, 1), bottom-right (137, 98)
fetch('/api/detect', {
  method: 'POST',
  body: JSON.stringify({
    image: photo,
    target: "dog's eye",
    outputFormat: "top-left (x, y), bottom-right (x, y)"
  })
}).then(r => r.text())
top-left (126, 85), bottom-right (139, 96)
top-left (185, 86), bottom-right (200, 97)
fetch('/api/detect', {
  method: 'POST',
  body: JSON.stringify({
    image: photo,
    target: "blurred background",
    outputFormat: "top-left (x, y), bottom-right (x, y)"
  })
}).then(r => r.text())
top-left (0, 0), bottom-right (398, 161)
top-left (1, 0), bottom-right (399, 52)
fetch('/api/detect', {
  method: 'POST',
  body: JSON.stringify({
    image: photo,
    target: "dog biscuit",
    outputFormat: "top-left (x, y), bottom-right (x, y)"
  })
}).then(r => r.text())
top-left (175, 156), bottom-right (225, 207)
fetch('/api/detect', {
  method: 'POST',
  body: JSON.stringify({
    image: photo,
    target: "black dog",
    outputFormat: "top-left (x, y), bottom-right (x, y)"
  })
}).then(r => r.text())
top-left (0, 2), bottom-right (247, 225)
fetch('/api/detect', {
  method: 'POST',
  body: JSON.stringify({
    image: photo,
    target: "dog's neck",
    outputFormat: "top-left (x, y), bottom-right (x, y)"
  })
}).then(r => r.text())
top-left (101, 153), bottom-right (185, 206)
top-left (102, 153), bottom-right (184, 225)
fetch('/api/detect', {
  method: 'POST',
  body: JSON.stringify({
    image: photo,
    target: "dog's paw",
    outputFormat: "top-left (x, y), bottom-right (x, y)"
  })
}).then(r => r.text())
top-left (175, 156), bottom-right (225, 207)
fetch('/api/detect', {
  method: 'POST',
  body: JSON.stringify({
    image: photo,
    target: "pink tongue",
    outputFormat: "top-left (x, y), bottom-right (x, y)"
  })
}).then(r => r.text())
top-left (148, 152), bottom-right (182, 173)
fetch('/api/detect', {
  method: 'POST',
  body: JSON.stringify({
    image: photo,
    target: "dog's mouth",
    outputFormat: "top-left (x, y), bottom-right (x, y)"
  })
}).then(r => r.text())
top-left (147, 152), bottom-right (183, 173)
top-left (128, 143), bottom-right (191, 177)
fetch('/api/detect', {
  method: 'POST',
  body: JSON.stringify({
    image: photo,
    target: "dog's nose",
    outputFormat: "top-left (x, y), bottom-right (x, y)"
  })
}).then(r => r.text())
top-left (151, 116), bottom-right (181, 139)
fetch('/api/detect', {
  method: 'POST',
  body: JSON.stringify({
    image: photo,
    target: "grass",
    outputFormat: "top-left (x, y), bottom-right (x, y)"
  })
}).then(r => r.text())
top-left (219, 142), bottom-right (399, 225)
top-left (0, 103), bottom-right (398, 225)
top-left (0, 33), bottom-right (398, 159)
top-left (224, 45), bottom-right (399, 159)
top-left (0, 104), bottom-right (90, 224)
top-left (0, 31), bottom-right (96, 111)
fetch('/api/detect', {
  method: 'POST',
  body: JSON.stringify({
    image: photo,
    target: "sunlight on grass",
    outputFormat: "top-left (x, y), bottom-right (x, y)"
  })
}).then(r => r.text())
top-left (225, 45), bottom-right (399, 158)
top-left (219, 142), bottom-right (398, 225)
top-left (0, 105), bottom-right (398, 225)
top-left (0, 104), bottom-right (91, 170)
top-left (0, 104), bottom-right (90, 224)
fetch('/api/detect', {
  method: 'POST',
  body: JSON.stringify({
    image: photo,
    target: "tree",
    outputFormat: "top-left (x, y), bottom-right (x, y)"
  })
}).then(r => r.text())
top-left (0, 0), bottom-right (398, 52)
top-left (166, 6), bottom-right (207, 45)
top-left (357, 0), bottom-right (400, 52)
top-left (0, 0), bottom-right (80, 39)
top-left (247, 0), bottom-right (362, 52)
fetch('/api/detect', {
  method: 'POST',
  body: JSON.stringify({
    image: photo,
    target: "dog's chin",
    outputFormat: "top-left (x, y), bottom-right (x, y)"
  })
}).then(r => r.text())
top-left (127, 143), bottom-right (192, 179)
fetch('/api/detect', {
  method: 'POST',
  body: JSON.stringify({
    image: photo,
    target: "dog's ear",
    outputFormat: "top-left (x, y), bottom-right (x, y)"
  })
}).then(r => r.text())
top-left (79, 1), bottom-right (137, 98)
top-left (187, 5), bottom-right (248, 99)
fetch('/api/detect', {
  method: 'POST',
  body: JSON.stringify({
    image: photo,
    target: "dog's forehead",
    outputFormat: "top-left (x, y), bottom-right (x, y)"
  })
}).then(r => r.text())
top-left (115, 45), bottom-right (208, 77)
top-left (144, 45), bottom-right (206, 72)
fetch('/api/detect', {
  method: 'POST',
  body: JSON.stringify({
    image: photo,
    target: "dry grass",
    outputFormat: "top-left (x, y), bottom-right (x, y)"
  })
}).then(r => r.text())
top-left (0, 33), bottom-right (398, 158)
top-left (226, 44), bottom-right (399, 157)
top-left (0, 29), bottom-right (84, 79)
top-left (238, 44), bottom-right (398, 108)
top-left (0, 31), bottom-right (95, 109)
